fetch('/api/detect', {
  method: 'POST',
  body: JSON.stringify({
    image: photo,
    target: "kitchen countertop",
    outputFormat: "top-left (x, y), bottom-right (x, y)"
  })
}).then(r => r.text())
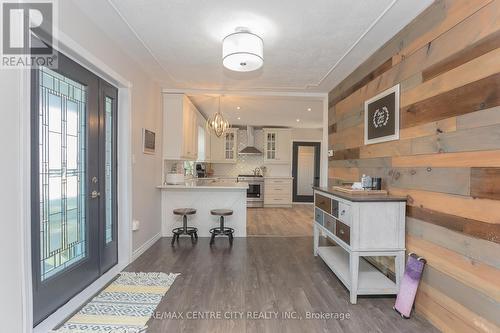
top-left (313, 186), bottom-right (407, 202)
top-left (157, 179), bottom-right (249, 190)
top-left (264, 176), bottom-right (293, 179)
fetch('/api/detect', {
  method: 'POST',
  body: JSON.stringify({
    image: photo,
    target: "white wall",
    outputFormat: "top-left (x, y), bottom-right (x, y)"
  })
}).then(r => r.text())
top-left (0, 0), bottom-right (162, 330)
top-left (291, 128), bottom-right (323, 141)
top-left (0, 70), bottom-right (26, 333)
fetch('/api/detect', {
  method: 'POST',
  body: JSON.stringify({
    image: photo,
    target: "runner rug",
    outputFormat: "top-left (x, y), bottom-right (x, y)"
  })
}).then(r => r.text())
top-left (52, 272), bottom-right (179, 333)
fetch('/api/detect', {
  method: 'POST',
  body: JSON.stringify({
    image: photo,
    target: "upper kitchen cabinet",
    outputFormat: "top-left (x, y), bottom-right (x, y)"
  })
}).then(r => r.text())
top-left (162, 94), bottom-right (198, 160)
top-left (196, 113), bottom-right (211, 162)
top-left (263, 128), bottom-right (291, 164)
top-left (210, 128), bottom-right (238, 163)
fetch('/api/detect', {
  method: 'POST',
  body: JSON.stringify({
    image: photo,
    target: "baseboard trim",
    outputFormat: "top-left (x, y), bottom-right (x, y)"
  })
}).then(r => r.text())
top-left (132, 232), bottom-right (161, 262)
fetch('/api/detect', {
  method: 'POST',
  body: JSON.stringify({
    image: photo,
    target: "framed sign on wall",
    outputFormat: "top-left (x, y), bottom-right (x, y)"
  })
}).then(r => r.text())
top-left (364, 84), bottom-right (400, 145)
top-left (142, 128), bottom-right (156, 154)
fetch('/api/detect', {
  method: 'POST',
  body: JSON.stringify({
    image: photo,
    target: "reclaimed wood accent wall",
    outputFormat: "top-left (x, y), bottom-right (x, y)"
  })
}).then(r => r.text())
top-left (327, 1), bottom-right (500, 332)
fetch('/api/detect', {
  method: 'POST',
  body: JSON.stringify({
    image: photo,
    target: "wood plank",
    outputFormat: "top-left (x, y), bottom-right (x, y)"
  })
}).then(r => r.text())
top-left (400, 117), bottom-right (457, 140)
top-left (330, 157), bottom-right (392, 169)
top-left (331, 124), bottom-right (363, 149)
top-left (457, 106), bottom-right (500, 130)
top-left (416, 282), bottom-right (497, 333)
top-left (328, 58), bottom-right (392, 108)
top-left (415, 286), bottom-right (479, 333)
top-left (334, 1), bottom-right (500, 116)
top-left (392, 150), bottom-right (500, 168)
top-left (401, 48), bottom-right (500, 108)
top-left (389, 187), bottom-right (500, 224)
top-left (401, 73), bottom-right (500, 128)
top-left (331, 147), bottom-right (360, 160)
top-left (407, 217), bottom-right (500, 265)
top-left (422, 29), bottom-right (500, 81)
top-left (411, 124), bottom-right (500, 155)
top-left (360, 140), bottom-right (412, 158)
top-left (386, 167), bottom-right (470, 195)
top-left (328, 167), bottom-right (359, 182)
top-left (407, 206), bottom-right (500, 244)
top-left (407, 235), bottom-right (500, 302)
top-left (329, 0), bottom-right (491, 103)
top-left (392, 0), bottom-right (493, 65)
top-left (422, 266), bottom-right (500, 329)
top-left (471, 168), bottom-right (500, 200)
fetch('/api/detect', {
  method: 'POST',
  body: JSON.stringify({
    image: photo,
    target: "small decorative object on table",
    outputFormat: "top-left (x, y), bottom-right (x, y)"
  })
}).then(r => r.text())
top-left (394, 253), bottom-right (426, 318)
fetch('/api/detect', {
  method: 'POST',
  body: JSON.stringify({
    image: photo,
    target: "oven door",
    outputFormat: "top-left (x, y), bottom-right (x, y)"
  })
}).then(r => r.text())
top-left (247, 183), bottom-right (262, 201)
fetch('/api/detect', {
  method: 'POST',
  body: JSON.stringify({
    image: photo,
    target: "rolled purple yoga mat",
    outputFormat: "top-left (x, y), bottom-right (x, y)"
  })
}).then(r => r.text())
top-left (394, 253), bottom-right (426, 318)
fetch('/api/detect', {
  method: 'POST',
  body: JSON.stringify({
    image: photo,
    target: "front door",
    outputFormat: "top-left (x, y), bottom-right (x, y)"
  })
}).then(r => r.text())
top-left (31, 52), bottom-right (118, 325)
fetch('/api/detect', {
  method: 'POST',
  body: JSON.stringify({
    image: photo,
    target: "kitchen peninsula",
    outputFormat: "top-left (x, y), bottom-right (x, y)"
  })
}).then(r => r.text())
top-left (158, 179), bottom-right (249, 237)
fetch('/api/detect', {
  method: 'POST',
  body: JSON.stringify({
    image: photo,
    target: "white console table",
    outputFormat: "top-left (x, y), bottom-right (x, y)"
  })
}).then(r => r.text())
top-left (312, 187), bottom-right (407, 304)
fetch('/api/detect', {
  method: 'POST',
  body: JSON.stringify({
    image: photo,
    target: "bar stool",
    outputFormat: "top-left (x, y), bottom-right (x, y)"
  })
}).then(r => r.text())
top-left (172, 208), bottom-right (198, 245)
top-left (209, 209), bottom-right (234, 245)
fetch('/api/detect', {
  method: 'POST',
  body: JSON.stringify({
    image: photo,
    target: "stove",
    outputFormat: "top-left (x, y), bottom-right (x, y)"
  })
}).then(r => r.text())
top-left (237, 175), bottom-right (264, 208)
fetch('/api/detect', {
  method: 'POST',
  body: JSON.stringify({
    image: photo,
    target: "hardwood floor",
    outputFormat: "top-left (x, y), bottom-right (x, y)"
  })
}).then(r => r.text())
top-left (247, 205), bottom-right (313, 237)
top-left (125, 237), bottom-right (437, 333)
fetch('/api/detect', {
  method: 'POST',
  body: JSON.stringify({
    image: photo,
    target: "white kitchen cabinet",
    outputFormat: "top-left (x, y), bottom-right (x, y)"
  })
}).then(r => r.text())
top-left (264, 177), bottom-right (292, 207)
top-left (162, 94), bottom-right (198, 160)
top-left (263, 128), bottom-right (291, 164)
top-left (196, 114), bottom-right (211, 162)
top-left (210, 128), bottom-right (238, 163)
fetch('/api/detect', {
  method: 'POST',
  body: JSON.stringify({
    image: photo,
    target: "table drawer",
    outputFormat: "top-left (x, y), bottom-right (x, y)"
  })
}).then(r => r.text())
top-left (315, 193), bottom-right (331, 213)
top-left (335, 220), bottom-right (350, 245)
top-left (324, 214), bottom-right (336, 234)
top-left (314, 208), bottom-right (324, 226)
top-left (338, 202), bottom-right (351, 225)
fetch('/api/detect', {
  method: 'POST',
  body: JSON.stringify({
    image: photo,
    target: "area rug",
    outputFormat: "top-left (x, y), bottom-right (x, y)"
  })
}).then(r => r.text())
top-left (52, 272), bottom-right (179, 333)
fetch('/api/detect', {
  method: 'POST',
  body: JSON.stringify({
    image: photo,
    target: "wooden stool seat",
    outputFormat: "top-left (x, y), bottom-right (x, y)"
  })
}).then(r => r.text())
top-left (210, 209), bottom-right (233, 216)
top-left (173, 208), bottom-right (197, 215)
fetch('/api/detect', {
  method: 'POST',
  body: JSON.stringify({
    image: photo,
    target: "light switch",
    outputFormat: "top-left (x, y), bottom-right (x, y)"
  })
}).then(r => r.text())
top-left (132, 220), bottom-right (140, 231)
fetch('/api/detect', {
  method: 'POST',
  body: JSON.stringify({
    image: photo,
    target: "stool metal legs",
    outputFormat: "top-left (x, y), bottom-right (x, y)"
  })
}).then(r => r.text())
top-left (209, 215), bottom-right (234, 245)
top-left (171, 214), bottom-right (198, 245)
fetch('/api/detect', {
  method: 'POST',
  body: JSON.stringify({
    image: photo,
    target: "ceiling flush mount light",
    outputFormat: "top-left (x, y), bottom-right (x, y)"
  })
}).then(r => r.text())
top-left (223, 27), bottom-right (263, 72)
top-left (307, 107), bottom-right (312, 111)
top-left (207, 96), bottom-right (230, 138)
top-left (236, 106), bottom-right (241, 110)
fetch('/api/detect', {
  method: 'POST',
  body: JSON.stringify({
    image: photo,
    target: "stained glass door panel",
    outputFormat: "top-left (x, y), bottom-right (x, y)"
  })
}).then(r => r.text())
top-left (38, 67), bottom-right (87, 280)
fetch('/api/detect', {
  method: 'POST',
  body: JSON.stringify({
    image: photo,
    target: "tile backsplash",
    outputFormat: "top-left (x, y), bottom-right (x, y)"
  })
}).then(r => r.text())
top-left (211, 129), bottom-right (291, 177)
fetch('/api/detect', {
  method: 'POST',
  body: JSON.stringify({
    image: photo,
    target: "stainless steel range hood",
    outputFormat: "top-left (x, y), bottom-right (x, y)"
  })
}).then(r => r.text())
top-left (239, 126), bottom-right (263, 155)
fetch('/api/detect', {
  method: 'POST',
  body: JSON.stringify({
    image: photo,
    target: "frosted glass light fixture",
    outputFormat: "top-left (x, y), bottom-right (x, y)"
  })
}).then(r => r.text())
top-left (222, 27), bottom-right (263, 72)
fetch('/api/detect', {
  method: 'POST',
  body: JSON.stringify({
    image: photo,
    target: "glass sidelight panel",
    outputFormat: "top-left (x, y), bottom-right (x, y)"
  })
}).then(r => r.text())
top-left (104, 96), bottom-right (113, 244)
top-left (38, 67), bottom-right (87, 281)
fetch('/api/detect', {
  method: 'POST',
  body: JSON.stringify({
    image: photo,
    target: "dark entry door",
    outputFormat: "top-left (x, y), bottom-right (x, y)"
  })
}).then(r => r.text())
top-left (292, 142), bottom-right (321, 202)
top-left (31, 52), bottom-right (118, 325)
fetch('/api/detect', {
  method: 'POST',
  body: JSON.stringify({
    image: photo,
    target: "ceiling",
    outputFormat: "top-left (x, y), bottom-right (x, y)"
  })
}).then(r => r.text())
top-left (189, 94), bottom-right (324, 128)
top-left (75, 0), bottom-right (433, 93)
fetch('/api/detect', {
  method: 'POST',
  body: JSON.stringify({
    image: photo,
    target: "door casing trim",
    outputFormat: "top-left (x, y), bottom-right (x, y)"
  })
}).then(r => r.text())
top-left (19, 30), bottom-right (134, 333)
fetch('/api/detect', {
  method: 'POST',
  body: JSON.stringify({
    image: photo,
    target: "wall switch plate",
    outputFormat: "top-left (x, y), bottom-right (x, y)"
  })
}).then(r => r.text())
top-left (328, 149), bottom-right (334, 157)
top-left (132, 220), bottom-right (140, 231)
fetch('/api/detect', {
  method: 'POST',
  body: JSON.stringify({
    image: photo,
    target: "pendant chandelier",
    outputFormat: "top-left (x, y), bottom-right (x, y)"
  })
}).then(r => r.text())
top-left (206, 96), bottom-right (230, 137)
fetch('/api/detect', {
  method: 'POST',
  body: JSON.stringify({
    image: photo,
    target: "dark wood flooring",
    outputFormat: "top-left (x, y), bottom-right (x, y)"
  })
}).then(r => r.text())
top-left (125, 237), bottom-right (437, 333)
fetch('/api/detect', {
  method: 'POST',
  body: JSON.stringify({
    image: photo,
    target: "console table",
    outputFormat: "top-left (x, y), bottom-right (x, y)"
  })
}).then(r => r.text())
top-left (312, 187), bottom-right (407, 304)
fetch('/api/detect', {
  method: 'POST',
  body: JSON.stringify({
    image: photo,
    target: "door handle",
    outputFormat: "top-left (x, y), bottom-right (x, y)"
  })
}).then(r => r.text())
top-left (90, 190), bottom-right (101, 199)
